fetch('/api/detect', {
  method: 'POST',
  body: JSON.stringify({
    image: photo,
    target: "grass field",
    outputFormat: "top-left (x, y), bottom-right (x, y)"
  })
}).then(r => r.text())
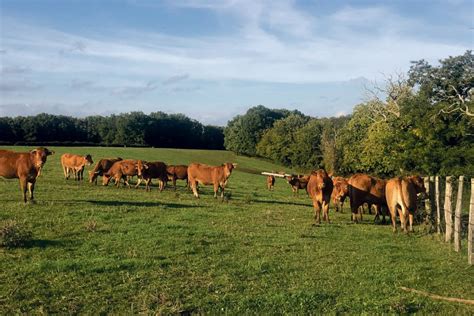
top-left (0, 146), bottom-right (473, 314)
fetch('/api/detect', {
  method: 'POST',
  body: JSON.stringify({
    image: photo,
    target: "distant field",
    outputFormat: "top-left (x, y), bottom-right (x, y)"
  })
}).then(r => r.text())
top-left (0, 146), bottom-right (473, 314)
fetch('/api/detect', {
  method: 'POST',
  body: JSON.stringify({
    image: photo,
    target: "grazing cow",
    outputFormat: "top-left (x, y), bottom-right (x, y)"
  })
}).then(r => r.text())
top-left (61, 153), bottom-right (94, 181)
top-left (306, 169), bottom-right (334, 224)
top-left (331, 176), bottom-right (348, 212)
top-left (137, 160), bottom-right (168, 192)
top-left (166, 165), bottom-right (188, 190)
top-left (267, 175), bottom-right (275, 191)
top-left (188, 162), bottom-right (237, 199)
top-left (286, 174), bottom-right (310, 195)
top-left (88, 157), bottom-right (123, 184)
top-left (0, 147), bottom-right (54, 203)
top-left (347, 173), bottom-right (387, 223)
top-left (385, 175), bottom-right (426, 233)
top-left (102, 159), bottom-right (141, 188)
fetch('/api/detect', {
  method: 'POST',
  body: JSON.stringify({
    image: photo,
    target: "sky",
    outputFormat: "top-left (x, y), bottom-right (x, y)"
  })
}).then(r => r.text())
top-left (0, 0), bottom-right (472, 126)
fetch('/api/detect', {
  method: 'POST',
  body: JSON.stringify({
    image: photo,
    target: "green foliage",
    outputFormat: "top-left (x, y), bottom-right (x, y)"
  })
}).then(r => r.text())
top-left (0, 219), bottom-right (32, 248)
top-left (224, 105), bottom-right (295, 156)
top-left (0, 112), bottom-right (224, 149)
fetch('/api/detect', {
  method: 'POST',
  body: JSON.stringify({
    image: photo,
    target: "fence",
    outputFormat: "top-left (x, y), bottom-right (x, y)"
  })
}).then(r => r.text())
top-left (425, 176), bottom-right (473, 265)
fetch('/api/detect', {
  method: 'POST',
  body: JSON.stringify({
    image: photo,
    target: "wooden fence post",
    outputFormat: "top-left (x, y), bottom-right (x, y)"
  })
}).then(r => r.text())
top-left (424, 177), bottom-right (431, 226)
top-left (454, 176), bottom-right (464, 252)
top-left (445, 176), bottom-right (453, 243)
top-left (469, 179), bottom-right (473, 265)
top-left (435, 176), bottom-right (441, 234)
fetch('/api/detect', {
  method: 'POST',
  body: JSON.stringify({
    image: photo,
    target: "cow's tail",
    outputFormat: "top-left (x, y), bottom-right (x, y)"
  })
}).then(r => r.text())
top-left (397, 178), bottom-right (409, 229)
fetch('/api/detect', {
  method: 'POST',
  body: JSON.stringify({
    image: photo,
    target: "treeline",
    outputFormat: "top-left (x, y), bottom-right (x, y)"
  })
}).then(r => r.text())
top-left (224, 51), bottom-right (474, 177)
top-left (0, 111), bottom-right (224, 149)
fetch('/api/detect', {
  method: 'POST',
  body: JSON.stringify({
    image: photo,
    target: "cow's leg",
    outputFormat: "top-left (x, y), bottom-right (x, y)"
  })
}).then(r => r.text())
top-left (323, 200), bottom-right (330, 223)
top-left (172, 176), bottom-right (177, 190)
top-left (390, 207), bottom-right (397, 233)
top-left (374, 205), bottom-right (380, 223)
top-left (146, 179), bottom-right (151, 192)
top-left (213, 182), bottom-right (219, 198)
top-left (191, 180), bottom-right (199, 198)
top-left (350, 200), bottom-right (359, 223)
top-left (62, 165), bottom-right (68, 179)
top-left (28, 181), bottom-right (35, 201)
top-left (19, 177), bottom-right (28, 203)
top-left (313, 200), bottom-right (321, 225)
top-left (397, 207), bottom-right (408, 233)
top-left (408, 212), bottom-right (414, 232)
top-left (220, 184), bottom-right (225, 199)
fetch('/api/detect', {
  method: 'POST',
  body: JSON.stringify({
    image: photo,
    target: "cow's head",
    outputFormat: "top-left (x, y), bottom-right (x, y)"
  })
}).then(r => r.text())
top-left (333, 178), bottom-right (349, 200)
top-left (286, 175), bottom-right (297, 185)
top-left (409, 175), bottom-right (426, 197)
top-left (223, 162), bottom-right (236, 177)
top-left (102, 174), bottom-right (112, 186)
top-left (84, 154), bottom-right (94, 166)
top-left (89, 170), bottom-right (99, 183)
top-left (30, 147), bottom-right (54, 169)
top-left (136, 160), bottom-right (148, 177)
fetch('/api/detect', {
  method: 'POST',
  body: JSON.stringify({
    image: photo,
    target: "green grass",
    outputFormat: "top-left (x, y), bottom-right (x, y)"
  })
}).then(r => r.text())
top-left (0, 146), bottom-right (473, 314)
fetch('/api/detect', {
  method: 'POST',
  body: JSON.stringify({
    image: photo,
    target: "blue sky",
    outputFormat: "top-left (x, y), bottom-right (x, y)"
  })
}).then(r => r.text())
top-left (0, 0), bottom-right (472, 125)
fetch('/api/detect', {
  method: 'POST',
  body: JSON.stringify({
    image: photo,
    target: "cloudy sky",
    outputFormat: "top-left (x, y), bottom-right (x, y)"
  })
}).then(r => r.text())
top-left (0, 0), bottom-right (472, 125)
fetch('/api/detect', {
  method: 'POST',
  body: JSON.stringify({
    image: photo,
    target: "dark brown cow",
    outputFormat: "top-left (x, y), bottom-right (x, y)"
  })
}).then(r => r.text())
top-left (102, 159), bottom-right (141, 188)
top-left (306, 169), bottom-right (333, 224)
top-left (331, 176), bottom-right (348, 212)
top-left (267, 175), bottom-right (275, 191)
top-left (0, 147), bottom-right (54, 202)
top-left (61, 153), bottom-right (93, 181)
top-left (286, 174), bottom-right (310, 195)
top-left (347, 173), bottom-right (387, 223)
top-left (88, 157), bottom-right (123, 184)
top-left (188, 162), bottom-right (237, 199)
top-left (166, 165), bottom-right (188, 190)
top-left (137, 160), bottom-right (168, 192)
top-left (385, 175), bottom-right (426, 233)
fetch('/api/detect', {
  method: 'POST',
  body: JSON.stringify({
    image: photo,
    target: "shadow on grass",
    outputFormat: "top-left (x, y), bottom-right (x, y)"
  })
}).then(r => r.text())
top-left (25, 239), bottom-right (69, 249)
top-left (85, 200), bottom-right (197, 208)
top-left (251, 199), bottom-right (311, 207)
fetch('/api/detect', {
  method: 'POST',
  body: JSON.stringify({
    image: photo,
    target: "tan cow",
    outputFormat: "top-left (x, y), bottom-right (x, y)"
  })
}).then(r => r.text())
top-left (188, 162), bottom-right (237, 199)
top-left (385, 176), bottom-right (426, 233)
top-left (331, 176), bottom-right (348, 212)
top-left (137, 160), bottom-right (168, 192)
top-left (0, 147), bottom-right (54, 202)
top-left (347, 173), bottom-right (387, 223)
top-left (61, 153), bottom-right (93, 181)
top-left (267, 175), bottom-right (275, 191)
top-left (166, 165), bottom-right (188, 190)
top-left (102, 159), bottom-right (141, 188)
top-left (306, 169), bottom-right (334, 224)
top-left (88, 157), bottom-right (123, 184)
top-left (286, 174), bottom-right (310, 195)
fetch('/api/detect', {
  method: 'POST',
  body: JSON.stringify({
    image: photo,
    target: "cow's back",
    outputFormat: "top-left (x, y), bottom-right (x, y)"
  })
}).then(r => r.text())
top-left (188, 163), bottom-right (217, 184)
top-left (0, 151), bottom-right (29, 178)
top-left (167, 165), bottom-right (188, 179)
top-left (348, 173), bottom-right (386, 205)
top-left (61, 153), bottom-right (82, 168)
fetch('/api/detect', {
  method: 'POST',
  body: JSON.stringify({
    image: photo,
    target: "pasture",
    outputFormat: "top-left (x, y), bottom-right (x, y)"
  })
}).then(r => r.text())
top-left (0, 146), bottom-right (473, 314)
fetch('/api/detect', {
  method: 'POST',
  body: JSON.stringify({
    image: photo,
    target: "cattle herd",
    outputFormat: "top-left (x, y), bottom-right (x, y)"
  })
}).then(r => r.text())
top-left (0, 147), bottom-right (426, 233)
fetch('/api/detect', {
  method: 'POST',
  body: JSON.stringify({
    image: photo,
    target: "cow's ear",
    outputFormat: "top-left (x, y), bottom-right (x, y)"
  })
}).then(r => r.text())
top-left (144, 164), bottom-right (149, 169)
top-left (232, 163), bottom-right (238, 168)
top-left (47, 150), bottom-right (55, 156)
top-left (30, 149), bottom-right (37, 155)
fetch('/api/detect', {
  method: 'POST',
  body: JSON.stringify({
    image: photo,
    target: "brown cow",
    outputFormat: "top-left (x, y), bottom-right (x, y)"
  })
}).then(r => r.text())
top-left (347, 173), bottom-right (387, 223)
top-left (88, 157), bottom-right (123, 184)
top-left (0, 147), bottom-right (54, 203)
top-left (331, 176), bottom-right (348, 212)
top-left (385, 175), bottom-right (426, 233)
top-left (188, 162), bottom-right (237, 199)
top-left (267, 175), bottom-right (275, 191)
top-left (102, 159), bottom-right (141, 188)
top-left (306, 169), bottom-right (333, 224)
top-left (61, 153), bottom-right (93, 181)
top-left (166, 165), bottom-right (188, 190)
top-left (137, 160), bottom-right (168, 192)
top-left (286, 174), bottom-right (310, 195)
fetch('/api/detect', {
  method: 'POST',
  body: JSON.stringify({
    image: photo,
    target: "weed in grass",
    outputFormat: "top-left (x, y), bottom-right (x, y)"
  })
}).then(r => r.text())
top-left (0, 219), bottom-right (33, 248)
top-left (84, 219), bottom-right (98, 232)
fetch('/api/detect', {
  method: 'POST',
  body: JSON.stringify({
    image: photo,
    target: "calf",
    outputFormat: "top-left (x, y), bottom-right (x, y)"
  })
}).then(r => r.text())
top-left (306, 169), bottom-right (333, 224)
top-left (385, 175), bottom-right (426, 233)
top-left (266, 175), bottom-right (275, 191)
top-left (286, 174), bottom-right (310, 195)
top-left (188, 162), bottom-right (237, 199)
top-left (331, 176), bottom-right (348, 212)
top-left (347, 173), bottom-right (387, 223)
top-left (61, 153), bottom-right (94, 181)
top-left (102, 159), bottom-right (141, 188)
top-left (0, 147), bottom-right (54, 202)
top-left (166, 165), bottom-right (188, 190)
top-left (88, 157), bottom-right (123, 184)
top-left (137, 160), bottom-right (168, 191)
